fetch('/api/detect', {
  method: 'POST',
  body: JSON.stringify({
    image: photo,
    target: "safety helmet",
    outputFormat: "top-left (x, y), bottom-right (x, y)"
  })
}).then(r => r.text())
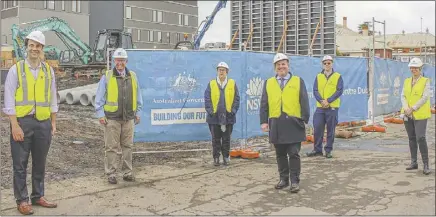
top-left (26, 30), bottom-right (45, 45)
top-left (217, 62), bottom-right (229, 70)
top-left (322, 55), bottom-right (333, 62)
top-left (408, 57), bottom-right (423, 68)
top-left (273, 53), bottom-right (289, 64)
top-left (112, 48), bottom-right (128, 59)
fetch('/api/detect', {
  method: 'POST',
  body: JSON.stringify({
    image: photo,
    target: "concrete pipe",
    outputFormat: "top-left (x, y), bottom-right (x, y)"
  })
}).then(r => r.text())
top-left (80, 90), bottom-right (97, 106)
top-left (66, 88), bottom-right (95, 105)
top-left (58, 83), bottom-right (98, 104)
top-left (91, 94), bottom-right (96, 107)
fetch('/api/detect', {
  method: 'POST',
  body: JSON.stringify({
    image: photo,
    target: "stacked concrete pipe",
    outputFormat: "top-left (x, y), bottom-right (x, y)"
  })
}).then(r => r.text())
top-left (57, 83), bottom-right (98, 104)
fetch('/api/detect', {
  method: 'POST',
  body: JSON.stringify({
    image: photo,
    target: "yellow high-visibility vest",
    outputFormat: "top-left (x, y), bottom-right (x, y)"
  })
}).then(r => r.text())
top-left (104, 70), bottom-right (138, 112)
top-left (316, 72), bottom-right (341, 108)
top-left (401, 77), bottom-right (431, 120)
top-left (15, 60), bottom-right (52, 121)
top-left (210, 79), bottom-right (235, 113)
top-left (266, 75), bottom-right (301, 118)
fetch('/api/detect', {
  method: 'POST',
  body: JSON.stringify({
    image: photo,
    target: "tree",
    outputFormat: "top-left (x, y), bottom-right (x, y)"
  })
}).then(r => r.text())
top-left (336, 48), bottom-right (343, 56)
top-left (357, 22), bottom-right (374, 36)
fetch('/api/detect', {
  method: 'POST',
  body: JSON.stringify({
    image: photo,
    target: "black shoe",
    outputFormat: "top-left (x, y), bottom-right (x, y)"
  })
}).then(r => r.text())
top-left (108, 176), bottom-right (117, 184)
top-left (325, 152), bottom-right (333, 158)
top-left (223, 157), bottom-right (230, 166)
top-left (306, 150), bottom-right (323, 157)
top-left (123, 175), bottom-right (135, 182)
top-left (214, 158), bottom-right (220, 166)
top-left (274, 180), bottom-right (289, 189)
top-left (290, 183), bottom-right (300, 193)
top-left (406, 162), bottom-right (418, 170)
top-left (423, 163), bottom-right (431, 175)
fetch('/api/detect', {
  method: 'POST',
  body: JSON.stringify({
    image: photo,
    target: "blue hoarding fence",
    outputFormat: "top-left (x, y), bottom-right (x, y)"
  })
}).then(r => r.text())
top-left (126, 50), bottom-right (434, 142)
top-left (372, 57), bottom-right (435, 117)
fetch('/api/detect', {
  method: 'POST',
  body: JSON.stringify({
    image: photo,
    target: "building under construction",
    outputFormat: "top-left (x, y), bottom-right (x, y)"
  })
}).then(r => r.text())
top-left (230, 0), bottom-right (336, 56)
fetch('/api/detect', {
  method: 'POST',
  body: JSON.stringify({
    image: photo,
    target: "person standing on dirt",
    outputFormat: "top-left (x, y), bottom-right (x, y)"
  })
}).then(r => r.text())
top-left (94, 48), bottom-right (143, 184)
top-left (306, 55), bottom-right (344, 159)
top-left (204, 62), bottom-right (240, 166)
top-left (400, 57), bottom-right (431, 175)
top-left (259, 53), bottom-right (310, 193)
top-left (2, 30), bottom-right (58, 215)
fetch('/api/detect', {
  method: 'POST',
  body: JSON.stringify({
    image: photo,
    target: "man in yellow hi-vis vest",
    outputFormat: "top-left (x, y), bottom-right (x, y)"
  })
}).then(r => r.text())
top-left (95, 48), bottom-right (143, 184)
top-left (306, 55), bottom-right (344, 159)
top-left (2, 31), bottom-right (58, 215)
top-left (259, 53), bottom-right (310, 193)
top-left (400, 57), bottom-right (431, 175)
top-left (204, 62), bottom-right (240, 166)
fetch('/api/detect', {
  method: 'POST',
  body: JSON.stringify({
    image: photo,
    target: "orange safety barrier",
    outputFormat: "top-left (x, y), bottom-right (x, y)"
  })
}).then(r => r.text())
top-left (432, 109), bottom-right (436, 114)
top-left (384, 117), bottom-right (394, 123)
top-left (306, 135), bottom-right (326, 143)
top-left (230, 149), bottom-right (243, 158)
top-left (337, 122), bottom-right (350, 127)
top-left (351, 120), bottom-right (366, 127)
top-left (241, 150), bottom-right (260, 159)
top-left (390, 118), bottom-right (404, 124)
top-left (361, 125), bottom-right (386, 133)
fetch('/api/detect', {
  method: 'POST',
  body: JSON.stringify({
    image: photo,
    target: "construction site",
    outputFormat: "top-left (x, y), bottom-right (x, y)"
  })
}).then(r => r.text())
top-left (1, 0), bottom-right (436, 215)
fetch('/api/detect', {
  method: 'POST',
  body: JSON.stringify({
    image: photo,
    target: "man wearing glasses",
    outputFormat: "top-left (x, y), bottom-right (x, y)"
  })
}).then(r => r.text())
top-left (306, 55), bottom-right (344, 158)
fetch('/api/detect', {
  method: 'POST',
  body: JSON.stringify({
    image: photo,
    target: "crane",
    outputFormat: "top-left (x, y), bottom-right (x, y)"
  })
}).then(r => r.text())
top-left (174, 0), bottom-right (227, 50)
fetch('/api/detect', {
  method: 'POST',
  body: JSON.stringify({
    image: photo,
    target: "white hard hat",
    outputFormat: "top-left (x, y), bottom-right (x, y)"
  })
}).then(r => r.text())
top-left (408, 57), bottom-right (423, 67)
top-left (112, 48), bottom-right (128, 59)
top-left (217, 62), bottom-right (229, 70)
top-left (273, 53), bottom-right (289, 64)
top-left (322, 55), bottom-right (333, 62)
top-left (26, 30), bottom-right (45, 45)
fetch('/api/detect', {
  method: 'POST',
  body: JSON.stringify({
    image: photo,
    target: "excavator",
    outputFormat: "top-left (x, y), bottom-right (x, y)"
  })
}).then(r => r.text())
top-left (174, 0), bottom-right (227, 50)
top-left (11, 16), bottom-right (133, 77)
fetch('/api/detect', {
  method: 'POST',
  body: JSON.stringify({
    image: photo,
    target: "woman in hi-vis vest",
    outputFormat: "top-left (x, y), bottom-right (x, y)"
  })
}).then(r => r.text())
top-left (400, 57), bottom-right (431, 175)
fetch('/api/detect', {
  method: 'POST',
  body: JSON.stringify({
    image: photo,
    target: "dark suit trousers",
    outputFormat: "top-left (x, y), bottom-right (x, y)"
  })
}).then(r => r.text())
top-left (208, 124), bottom-right (233, 158)
top-left (274, 142), bottom-right (301, 184)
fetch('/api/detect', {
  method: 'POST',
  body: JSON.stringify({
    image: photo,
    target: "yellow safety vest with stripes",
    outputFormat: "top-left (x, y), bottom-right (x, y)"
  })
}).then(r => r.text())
top-left (103, 70), bottom-right (138, 112)
top-left (210, 79), bottom-right (235, 113)
top-left (401, 77), bottom-right (431, 120)
top-left (266, 76), bottom-right (301, 118)
top-left (316, 72), bottom-right (341, 108)
top-left (15, 60), bottom-right (52, 121)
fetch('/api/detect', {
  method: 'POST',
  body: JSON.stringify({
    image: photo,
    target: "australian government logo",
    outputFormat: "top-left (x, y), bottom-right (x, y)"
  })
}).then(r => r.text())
top-left (246, 77), bottom-right (264, 115)
top-left (393, 76), bottom-right (401, 96)
top-left (153, 71), bottom-right (203, 104)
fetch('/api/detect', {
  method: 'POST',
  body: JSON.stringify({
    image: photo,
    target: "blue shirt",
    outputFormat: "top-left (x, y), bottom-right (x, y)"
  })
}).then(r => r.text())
top-left (276, 73), bottom-right (291, 87)
top-left (313, 70), bottom-right (344, 104)
top-left (94, 68), bottom-right (143, 118)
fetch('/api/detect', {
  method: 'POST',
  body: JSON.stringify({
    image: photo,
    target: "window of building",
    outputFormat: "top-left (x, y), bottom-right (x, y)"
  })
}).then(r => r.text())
top-left (137, 30), bottom-right (141, 41)
top-left (125, 6), bottom-right (131, 19)
top-left (72, 0), bottom-right (80, 12)
top-left (13, 0), bottom-right (17, 7)
top-left (158, 11), bottom-right (163, 22)
top-left (157, 31), bottom-right (162, 43)
top-left (176, 33), bottom-right (181, 42)
top-left (178, 14), bottom-right (183, 25)
top-left (149, 31), bottom-right (154, 42)
top-left (61, 0), bottom-right (65, 10)
top-left (184, 15), bottom-right (189, 26)
top-left (152, 10), bottom-right (157, 22)
top-left (166, 32), bottom-right (170, 43)
top-left (48, 0), bottom-right (55, 10)
top-left (126, 28), bottom-right (132, 34)
top-left (43, 1), bottom-right (47, 9)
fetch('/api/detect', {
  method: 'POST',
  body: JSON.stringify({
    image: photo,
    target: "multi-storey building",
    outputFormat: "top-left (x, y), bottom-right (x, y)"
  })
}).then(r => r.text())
top-left (1, 1), bottom-right (198, 50)
top-left (230, 0), bottom-right (336, 56)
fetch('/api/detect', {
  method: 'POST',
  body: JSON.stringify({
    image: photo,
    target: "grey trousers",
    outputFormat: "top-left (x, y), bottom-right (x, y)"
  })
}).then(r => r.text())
top-left (404, 119), bottom-right (429, 164)
top-left (104, 119), bottom-right (134, 177)
top-left (274, 142), bottom-right (301, 184)
top-left (10, 116), bottom-right (52, 204)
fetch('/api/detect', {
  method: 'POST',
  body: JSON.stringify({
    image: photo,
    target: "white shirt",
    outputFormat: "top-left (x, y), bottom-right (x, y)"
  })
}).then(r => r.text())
top-left (216, 76), bottom-right (228, 89)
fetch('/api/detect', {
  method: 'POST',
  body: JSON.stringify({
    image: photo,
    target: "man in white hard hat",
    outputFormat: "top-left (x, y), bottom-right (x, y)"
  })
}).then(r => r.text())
top-left (2, 30), bottom-right (58, 215)
top-left (401, 57), bottom-right (431, 175)
top-left (94, 48), bottom-right (143, 184)
top-left (306, 55), bottom-right (343, 159)
top-left (204, 61), bottom-right (240, 166)
top-left (259, 53), bottom-right (310, 193)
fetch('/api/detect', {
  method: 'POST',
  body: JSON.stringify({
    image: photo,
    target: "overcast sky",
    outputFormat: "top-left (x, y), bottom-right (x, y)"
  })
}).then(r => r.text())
top-left (197, 1), bottom-right (436, 46)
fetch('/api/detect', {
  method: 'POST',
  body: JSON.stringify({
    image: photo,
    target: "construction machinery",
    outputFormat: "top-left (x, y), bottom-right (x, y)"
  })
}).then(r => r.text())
top-left (11, 16), bottom-right (133, 77)
top-left (174, 0), bottom-right (227, 50)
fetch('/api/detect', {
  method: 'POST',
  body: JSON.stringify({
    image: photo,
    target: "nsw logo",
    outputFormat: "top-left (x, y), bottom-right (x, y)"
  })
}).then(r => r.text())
top-left (246, 77), bottom-right (264, 114)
